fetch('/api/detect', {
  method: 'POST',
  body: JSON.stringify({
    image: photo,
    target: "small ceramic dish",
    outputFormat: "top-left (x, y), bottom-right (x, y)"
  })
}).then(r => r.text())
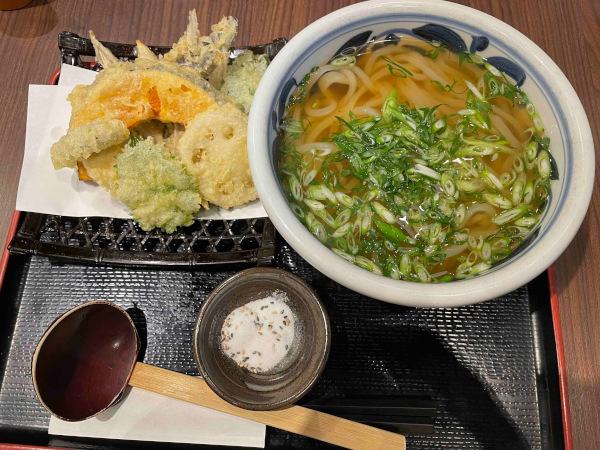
top-left (193, 267), bottom-right (330, 410)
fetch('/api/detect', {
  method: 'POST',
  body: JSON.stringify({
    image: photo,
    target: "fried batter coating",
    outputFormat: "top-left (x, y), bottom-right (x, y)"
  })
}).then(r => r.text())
top-left (163, 11), bottom-right (237, 79)
top-left (176, 103), bottom-right (257, 208)
top-left (90, 31), bottom-right (119, 68)
top-left (83, 121), bottom-right (185, 195)
top-left (68, 69), bottom-right (220, 129)
top-left (115, 138), bottom-right (202, 233)
top-left (135, 40), bottom-right (158, 62)
top-left (77, 14), bottom-right (235, 132)
top-left (50, 118), bottom-right (129, 170)
top-left (129, 120), bottom-right (186, 156)
top-left (82, 145), bottom-right (122, 193)
top-left (220, 51), bottom-right (269, 113)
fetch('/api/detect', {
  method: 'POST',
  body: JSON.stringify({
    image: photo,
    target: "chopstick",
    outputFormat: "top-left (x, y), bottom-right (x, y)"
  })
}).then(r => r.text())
top-left (302, 396), bottom-right (436, 435)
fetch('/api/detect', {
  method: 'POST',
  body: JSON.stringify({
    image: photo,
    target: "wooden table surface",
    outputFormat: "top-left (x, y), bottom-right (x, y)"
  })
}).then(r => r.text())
top-left (0, 0), bottom-right (597, 447)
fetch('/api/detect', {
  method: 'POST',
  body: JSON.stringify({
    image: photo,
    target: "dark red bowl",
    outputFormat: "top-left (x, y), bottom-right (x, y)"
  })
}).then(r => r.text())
top-left (32, 301), bottom-right (140, 421)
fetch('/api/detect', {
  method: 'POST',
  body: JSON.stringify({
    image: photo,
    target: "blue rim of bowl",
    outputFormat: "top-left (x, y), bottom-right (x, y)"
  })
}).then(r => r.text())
top-left (249, 0), bottom-right (594, 307)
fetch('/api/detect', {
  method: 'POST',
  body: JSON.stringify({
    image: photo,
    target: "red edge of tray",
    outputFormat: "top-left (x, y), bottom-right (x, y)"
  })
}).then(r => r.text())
top-left (0, 210), bottom-right (21, 295)
top-left (0, 69), bottom-right (575, 450)
top-left (547, 265), bottom-right (573, 450)
top-left (0, 445), bottom-right (64, 450)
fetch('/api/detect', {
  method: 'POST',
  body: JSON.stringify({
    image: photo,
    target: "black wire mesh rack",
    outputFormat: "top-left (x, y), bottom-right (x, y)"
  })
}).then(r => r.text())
top-left (8, 32), bottom-right (287, 267)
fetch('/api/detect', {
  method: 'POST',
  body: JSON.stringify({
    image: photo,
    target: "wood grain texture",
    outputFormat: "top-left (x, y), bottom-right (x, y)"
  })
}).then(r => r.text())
top-left (129, 363), bottom-right (406, 450)
top-left (0, 0), bottom-right (597, 447)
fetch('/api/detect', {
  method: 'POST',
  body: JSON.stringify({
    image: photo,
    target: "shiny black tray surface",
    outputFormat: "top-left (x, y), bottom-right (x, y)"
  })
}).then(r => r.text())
top-left (0, 241), bottom-right (563, 449)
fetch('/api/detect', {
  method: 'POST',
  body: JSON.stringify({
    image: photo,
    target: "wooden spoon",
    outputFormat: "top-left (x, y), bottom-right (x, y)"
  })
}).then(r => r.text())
top-left (32, 301), bottom-right (406, 450)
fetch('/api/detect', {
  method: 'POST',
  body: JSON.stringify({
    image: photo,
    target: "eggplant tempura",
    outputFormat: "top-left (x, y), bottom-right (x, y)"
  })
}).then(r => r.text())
top-left (50, 10), bottom-right (268, 232)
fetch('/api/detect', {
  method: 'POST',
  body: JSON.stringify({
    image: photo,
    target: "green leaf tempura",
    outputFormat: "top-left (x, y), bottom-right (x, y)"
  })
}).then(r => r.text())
top-left (115, 138), bottom-right (202, 233)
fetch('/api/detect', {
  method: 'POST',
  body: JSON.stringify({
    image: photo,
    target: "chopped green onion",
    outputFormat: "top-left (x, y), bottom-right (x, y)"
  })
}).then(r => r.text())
top-left (355, 256), bottom-right (383, 275)
top-left (491, 205), bottom-right (530, 225)
top-left (483, 193), bottom-right (513, 210)
top-left (364, 189), bottom-right (379, 202)
top-left (523, 181), bottom-right (534, 204)
top-left (537, 150), bottom-right (551, 180)
top-left (308, 185), bottom-right (337, 203)
top-left (290, 202), bottom-right (304, 218)
top-left (512, 180), bottom-right (524, 205)
top-left (335, 208), bottom-right (352, 227)
top-left (414, 262), bottom-right (431, 282)
top-left (375, 219), bottom-right (408, 245)
top-left (500, 170), bottom-right (517, 187)
top-left (306, 212), bottom-right (327, 242)
top-left (360, 210), bottom-right (373, 235)
top-left (409, 164), bottom-right (441, 180)
top-left (289, 176), bottom-right (303, 201)
top-left (481, 169), bottom-right (504, 190)
top-left (456, 262), bottom-right (491, 279)
top-left (433, 118), bottom-right (446, 131)
top-left (332, 248), bottom-right (355, 262)
top-left (304, 198), bottom-right (325, 211)
top-left (314, 209), bottom-right (336, 228)
top-left (467, 250), bottom-right (478, 265)
top-left (335, 191), bottom-right (354, 207)
top-left (514, 216), bottom-right (539, 227)
top-left (389, 263), bottom-right (401, 280)
top-left (331, 222), bottom-right (352, 238)
top-left (513, 156), bottom-right (525, 173)
top-left (484, 61), bottom-right (501, 76)
top-left (399, 254), bottom-right (412, 277)
top-left (302, 169), bottom-right (317, 186)
top-left (481, 242), bottom-right (492, 261)
top-left (457, 179), bottom-right (485, 193)
top-left (453, 204), bottom-right (466, 226)
top-left (372, 201), bottom-right (396, 223)
top-left (441, 172), bottom-right (456, 196)
top-left (465, 80), bottom-right (485, 101)
top-left (525, 141), bottom-right (538, 163)
top-left (331, 55), bottom-right (356, 67)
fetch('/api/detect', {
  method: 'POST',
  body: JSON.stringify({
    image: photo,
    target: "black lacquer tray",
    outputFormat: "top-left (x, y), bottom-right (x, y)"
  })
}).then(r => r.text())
top-left (0, 31), bottom-right (570, 449)
top-left (0, 212), bottom-right (567, 449)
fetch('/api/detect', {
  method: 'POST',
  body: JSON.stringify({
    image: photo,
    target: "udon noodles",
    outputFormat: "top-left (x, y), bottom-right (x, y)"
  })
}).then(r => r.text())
top-left (278, 36), bottom-right (551, 282)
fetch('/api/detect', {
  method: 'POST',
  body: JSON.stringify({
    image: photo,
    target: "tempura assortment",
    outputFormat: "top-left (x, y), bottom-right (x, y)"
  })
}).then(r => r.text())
top-left (50, 10), bottom-right (268, 233)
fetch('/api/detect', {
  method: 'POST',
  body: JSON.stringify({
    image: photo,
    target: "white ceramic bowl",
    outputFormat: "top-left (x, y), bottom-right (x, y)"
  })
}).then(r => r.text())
top-left (248, 0), bottom-right (594, 307)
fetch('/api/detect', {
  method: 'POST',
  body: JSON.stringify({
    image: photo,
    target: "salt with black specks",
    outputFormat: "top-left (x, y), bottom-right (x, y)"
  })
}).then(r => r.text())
top-left (220, 291), bottom-right (296, 373)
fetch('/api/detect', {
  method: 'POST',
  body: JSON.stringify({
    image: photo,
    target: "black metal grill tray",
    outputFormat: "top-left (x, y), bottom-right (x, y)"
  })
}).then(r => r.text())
top-left (57, 31), bottom-right (288, 67)
top-left (0, 240), bottom-right (564, 449)
top-left (8, 213), bottom-right (276, 267)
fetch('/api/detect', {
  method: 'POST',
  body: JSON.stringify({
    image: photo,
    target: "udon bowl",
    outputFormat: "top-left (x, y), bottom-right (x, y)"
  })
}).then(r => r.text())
top-left (248, 0), bottom-right (594, 307)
